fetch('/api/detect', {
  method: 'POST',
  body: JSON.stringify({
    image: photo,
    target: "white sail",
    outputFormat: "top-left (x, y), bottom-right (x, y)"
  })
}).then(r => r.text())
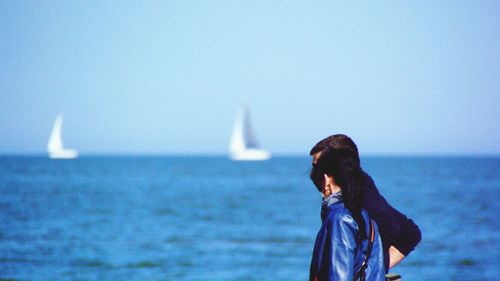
top-left (229, 107), bottom-right (271, 161)
top-left (47, 114), bottom-right (78, 159)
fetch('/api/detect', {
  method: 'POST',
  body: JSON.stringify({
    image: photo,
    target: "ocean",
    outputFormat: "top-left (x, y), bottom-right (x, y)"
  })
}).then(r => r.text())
top-left (0, 156), bottom-right (498, 281)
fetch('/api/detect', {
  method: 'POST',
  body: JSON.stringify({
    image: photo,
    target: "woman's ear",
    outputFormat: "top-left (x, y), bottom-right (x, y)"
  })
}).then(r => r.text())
top-left (323, 174), bottom-right (334, 188)
top-left (321, 174), bottom-right (334, 197)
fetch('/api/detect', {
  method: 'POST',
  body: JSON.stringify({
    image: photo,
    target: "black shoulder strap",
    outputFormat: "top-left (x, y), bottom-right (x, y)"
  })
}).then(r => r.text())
top-left (353, 219), bottom-right (375, 281)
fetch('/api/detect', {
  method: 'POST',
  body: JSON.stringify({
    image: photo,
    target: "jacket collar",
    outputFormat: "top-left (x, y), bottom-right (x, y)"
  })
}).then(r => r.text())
top-left (323, 191), bottom-right (342, 207)
top-left (321, 191), bottom-right (342, 220)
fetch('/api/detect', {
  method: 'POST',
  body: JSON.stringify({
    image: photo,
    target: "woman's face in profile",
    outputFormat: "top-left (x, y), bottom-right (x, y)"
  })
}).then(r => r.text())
top-left (310, 161), bottom-right (329, 197)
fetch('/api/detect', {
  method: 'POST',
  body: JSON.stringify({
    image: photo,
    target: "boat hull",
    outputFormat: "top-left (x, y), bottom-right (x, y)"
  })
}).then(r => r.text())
top-left (49, 150), bottom-right (79, 159)
top-left (230, 149), bottom-right (271, 161)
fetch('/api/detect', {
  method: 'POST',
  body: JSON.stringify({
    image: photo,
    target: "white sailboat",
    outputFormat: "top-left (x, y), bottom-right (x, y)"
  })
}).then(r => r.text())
top-left (229, 107), bottom-right (271, 161)
top-left (47, 114), bottom-right (78, 159)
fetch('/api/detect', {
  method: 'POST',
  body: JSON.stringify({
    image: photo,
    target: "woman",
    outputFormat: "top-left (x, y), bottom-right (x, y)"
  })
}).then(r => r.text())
top-left (310, 134), bottom-right (421, 270)
top-left (309, 147), bottom-right (385, 281)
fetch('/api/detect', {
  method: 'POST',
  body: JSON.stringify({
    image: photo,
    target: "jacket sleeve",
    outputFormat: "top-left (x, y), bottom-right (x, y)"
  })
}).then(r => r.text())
top-left (363, 174), bottom-right (421, 256)
top-left (363, 176), bottom-right (401, 246)
top-left (323, 214), bottom-right (358, 281)
top-left (391, 216), bottom-right (421, 256)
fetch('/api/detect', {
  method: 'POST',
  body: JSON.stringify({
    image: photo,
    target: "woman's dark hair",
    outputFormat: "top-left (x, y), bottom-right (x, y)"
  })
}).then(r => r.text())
top-left (310, 147), bottom-right (367, 241)
top-left (310, 134), bottom-right (359, 167)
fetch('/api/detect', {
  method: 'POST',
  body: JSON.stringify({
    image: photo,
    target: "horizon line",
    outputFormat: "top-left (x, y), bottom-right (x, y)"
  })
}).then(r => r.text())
top-left (0, 152), bottom-right (498, 158)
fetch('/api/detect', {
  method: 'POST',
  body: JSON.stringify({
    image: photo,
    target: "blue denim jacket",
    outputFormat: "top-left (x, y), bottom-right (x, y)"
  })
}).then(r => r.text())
top-left (310, 193), bottom-right (386, 281)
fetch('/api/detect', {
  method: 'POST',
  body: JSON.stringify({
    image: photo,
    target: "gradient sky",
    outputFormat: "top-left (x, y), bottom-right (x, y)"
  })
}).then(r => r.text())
top-left (1, 1), bottom-right (499, 155)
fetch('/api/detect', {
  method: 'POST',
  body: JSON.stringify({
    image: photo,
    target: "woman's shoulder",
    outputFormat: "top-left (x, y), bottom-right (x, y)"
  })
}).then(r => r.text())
top-left (324, 203), bottom-right (356, 225)
top-left (325, 205), bottom-right (369, 227)
top-left (323, 206), bottom-right (361, 249)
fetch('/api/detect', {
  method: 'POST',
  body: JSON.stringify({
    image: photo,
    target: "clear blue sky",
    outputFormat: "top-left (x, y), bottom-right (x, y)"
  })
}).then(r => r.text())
top-left (1, 1), bottom-right (499, 155)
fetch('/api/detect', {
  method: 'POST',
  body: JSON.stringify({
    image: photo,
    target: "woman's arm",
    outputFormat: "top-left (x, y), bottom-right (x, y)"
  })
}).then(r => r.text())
top-left (390, 216), bottom-right (421, 260)
top-left (389, 246), bottom-right (405, 268)
top-left (363, 174), bottom-right (421, 262)
top-left (362, 175), bottom-right (401, 242)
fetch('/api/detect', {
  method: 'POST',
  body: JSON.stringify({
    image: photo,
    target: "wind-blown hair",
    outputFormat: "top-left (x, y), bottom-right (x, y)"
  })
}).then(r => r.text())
top-left (310, 147), bottom-right (367, 241)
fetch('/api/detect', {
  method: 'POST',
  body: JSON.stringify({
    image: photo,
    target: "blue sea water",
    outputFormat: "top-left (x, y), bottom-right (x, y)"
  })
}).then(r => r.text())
top-left (0, 156), bottom-right (498, 281)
